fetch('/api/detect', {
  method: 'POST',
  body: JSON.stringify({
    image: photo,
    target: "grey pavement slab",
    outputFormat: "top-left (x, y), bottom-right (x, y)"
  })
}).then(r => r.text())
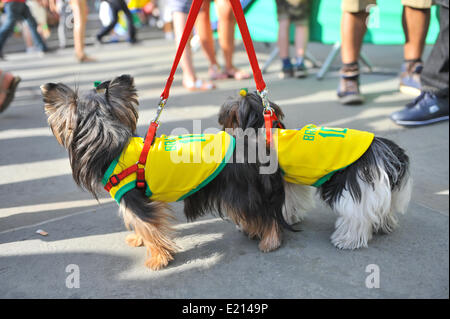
top-left (0, 38), bottom-right (448, 298)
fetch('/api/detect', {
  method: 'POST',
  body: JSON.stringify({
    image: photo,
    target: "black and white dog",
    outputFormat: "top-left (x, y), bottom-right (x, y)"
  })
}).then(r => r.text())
top-left (219, 91), bottom-right (413, 250)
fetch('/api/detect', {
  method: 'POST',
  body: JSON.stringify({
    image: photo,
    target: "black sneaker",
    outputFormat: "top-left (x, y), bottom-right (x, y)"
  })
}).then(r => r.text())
top-left (337, 66), bottom-right (364, 105)
top-left (390, 92), bottom-right (449, 126)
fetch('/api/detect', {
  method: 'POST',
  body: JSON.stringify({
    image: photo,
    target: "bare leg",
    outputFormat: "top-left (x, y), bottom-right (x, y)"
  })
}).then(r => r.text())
top-left (196, 1), bottom-right (218, 66)
top-left (22, 23), bottom-right (34, 50)
top-left (338, 10), bottom-right (367, 104)
top-left (294, 24), bottom-right (309, 59)
top-left (173, 11), bottom-right (196, 84)
top-left (215, 0), bottom-right (235, 71)
top-left (341, 11), bottom-right (368, 64)
top-left (215, 0), bottom-right (250, 79)
top-left (278, 18), bottom-right (290, 59)
top-left (402, 6), bottom-right (430, 61)
top-left (70, 0), bottom-right (93, 61)
top-left (172, 11), bottom-right (215, 90)
top-left (196, 1), bottom-right (226, 79)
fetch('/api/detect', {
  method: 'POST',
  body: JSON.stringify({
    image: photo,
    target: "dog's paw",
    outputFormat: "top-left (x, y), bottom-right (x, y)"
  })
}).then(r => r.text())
top-left (330, 232), bottom-right (369, 250)
top-left (145, 255), bottom-right (172, 271)
top-left (258, 236), bottom-right (281, 253)
top-left (284, 211), bottom-right (304, 225)
top-left (125, 233), bottom-right (144, 247)
top-left (145, 248), bottom-right (174, 271)
top-left (145, 258), bottom-right (168, 271)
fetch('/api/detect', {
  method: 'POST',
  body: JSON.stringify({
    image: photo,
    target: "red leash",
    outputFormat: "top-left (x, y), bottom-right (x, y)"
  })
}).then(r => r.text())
top-left (105, 0), bottom-right (276, 193)
top-left (229, 0), bottom-right (278, 145)
top-left (229, 0), bottom-right (265, 92)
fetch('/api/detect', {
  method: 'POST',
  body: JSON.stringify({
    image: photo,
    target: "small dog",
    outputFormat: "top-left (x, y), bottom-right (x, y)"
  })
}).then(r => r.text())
top-left (41, 75), bottom-right (292, 270)
top-left (219, 91), bottom-right (413, 250)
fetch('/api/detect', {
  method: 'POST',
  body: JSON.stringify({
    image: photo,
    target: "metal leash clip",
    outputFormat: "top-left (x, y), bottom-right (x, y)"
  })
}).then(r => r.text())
top-left (153, 97), bottom-right (167, 124)
top-left (258, 88), bottom-right (274, 115)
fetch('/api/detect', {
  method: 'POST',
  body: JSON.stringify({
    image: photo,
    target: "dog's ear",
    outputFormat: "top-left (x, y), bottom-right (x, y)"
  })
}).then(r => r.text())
top-left (218, 101), bottom-right (240, 130)
top-left (106, 74), bottom-right (139, 132)
top-left (41, 83), bottom-right (78, 148)
top-left (107, 74), bottom-right (138, 105)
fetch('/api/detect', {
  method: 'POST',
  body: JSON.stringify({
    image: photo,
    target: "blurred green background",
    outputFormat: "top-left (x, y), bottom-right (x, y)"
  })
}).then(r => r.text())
top-left (210, 0), bottom-right (440, 44)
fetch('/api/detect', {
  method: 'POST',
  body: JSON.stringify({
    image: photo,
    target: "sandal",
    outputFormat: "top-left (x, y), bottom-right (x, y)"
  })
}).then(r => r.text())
top-left (209, 65), bottom-right (228, 81)
top-left (224, 68), bottom-right (251, 80)
top-left (183, 79), bottom-right (216, 92)
top-left (0, 73), bottom-right (21, 114)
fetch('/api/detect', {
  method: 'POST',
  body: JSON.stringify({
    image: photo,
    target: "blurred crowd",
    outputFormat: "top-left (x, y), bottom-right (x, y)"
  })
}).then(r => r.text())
top-left (0, 0), bottom-right (448, 126)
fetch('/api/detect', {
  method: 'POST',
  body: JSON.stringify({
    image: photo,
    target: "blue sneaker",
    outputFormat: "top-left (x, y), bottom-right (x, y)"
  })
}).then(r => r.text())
top-left (399, 61), bottom-right (423, 96)
top-left (390, 92), bottom-right (449, 126)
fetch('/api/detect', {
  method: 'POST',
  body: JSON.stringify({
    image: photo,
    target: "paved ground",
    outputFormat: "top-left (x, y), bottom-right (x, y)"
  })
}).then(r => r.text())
top-left (0, 33), bottom-right (448, 298)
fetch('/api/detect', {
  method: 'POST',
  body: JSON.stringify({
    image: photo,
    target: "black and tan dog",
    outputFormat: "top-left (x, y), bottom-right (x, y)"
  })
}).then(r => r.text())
top-left (41, 75), bottom-right (293, 270)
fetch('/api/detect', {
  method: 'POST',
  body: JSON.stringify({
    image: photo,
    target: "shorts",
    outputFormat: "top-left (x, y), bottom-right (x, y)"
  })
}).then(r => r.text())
top-left (169, 0), bottom-right (192, 14)
top-left (342, 0), bottom-right (433, 12)
top-left (276, 0), bottom-right (311, 25)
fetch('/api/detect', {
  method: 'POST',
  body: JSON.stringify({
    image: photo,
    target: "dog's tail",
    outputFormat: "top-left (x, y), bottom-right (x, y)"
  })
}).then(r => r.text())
top-left (371, 137), bottom-right (410, 193)
top-left (320, 136), bottom-right (411, 207)
top-left (371, 137), bottom-right (412, 219)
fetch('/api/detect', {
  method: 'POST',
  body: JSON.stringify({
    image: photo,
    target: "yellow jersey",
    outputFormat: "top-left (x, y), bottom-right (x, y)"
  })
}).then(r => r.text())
top-left (103, 132), bottom-right (235, 203)
top-left (274, 124), bottom-right (374, 187)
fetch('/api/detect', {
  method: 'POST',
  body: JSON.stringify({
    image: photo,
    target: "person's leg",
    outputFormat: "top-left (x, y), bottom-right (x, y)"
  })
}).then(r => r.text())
top-left (293, 24), bottom-right (309, 78)
top-left (277, 17), bottom-right (294, 78)
top-left (421, 5), bottom-right (449, 96)
top-left (97, 2), bottom-right (120, 41)
top-left (399, 1), bottom-right (432, 95)
top-left (215, 0), bottom-right (235, 71)
top-left (402, 6), bottom-right (430, 61)
top-left (22, 23), bottom-right (35, 51)
top-left (22, 3), bottom-right (48, 51)
top-left (57, 0), bottom-right (68, 49)
top-left (0, 2), bottom-right (23, 56)
top-left (119, 0), bottom-right (137, 42)
top-left (338, 0), bottom-right (374, 105)
top-left (391, 3), bottom-right (449, 126)
top-left (340, 11), bottom-right (369, 65)
top-left (285, 0), bottom-right (310, 75)
top-left (172, 10), bottom-right (215, 90)
top-left (294, 24), bottom-right (308, 61)
top-left (214, 0), bottom-right (250, 79)
top-left (173, 11), bottom-right (196, 85)
top-left (70, 0), bottom-right (92, 61)
top-left (196, 1), bottom-right (226, 79)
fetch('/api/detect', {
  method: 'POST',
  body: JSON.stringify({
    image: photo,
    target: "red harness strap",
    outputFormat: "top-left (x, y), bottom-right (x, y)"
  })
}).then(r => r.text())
top-left (104, 163), bottom-right (139, 192)
top-left (264, 111), bottom-right (284, 146)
